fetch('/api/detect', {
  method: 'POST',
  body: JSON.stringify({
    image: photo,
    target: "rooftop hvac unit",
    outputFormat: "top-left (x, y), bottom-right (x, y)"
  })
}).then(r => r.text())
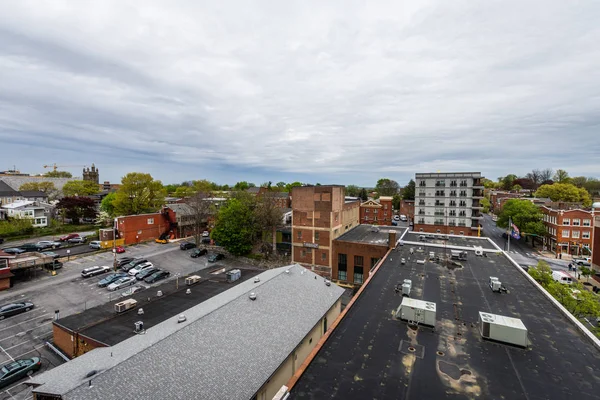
top-left (134, 321), bottom-right (144, 333)
top-left (474, 246), bottom-right (484, 256)
top-left (451, 250), bottom-right (467, 260)
top-left (478, 311), bottom-right (528, 347)
top-left (396, 298), bottom-right (437, 326)
top-left (114, 299), bottom-right (138, 313)
top-left (416, 260), bottom-right (426, 265)
top-left (429, 252), bottom-right (435, 259)
top-left (226, 269), bottom-right (241, 283)
top-left (185, 275), bottom-right (201, 285)
top-left (402, 283), bottom-right (411, 297)
top-left (489, 277), bottom-right (501, 292)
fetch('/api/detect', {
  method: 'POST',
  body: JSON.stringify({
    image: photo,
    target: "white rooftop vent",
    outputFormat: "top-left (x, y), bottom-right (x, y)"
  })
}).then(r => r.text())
top-left (249, 292), bottom-right (257, 301)
top-left (177, 314), bottom-right (187, 323)
top-left (157, 290), bottom-right (163, 297)
top-left (137, 308), bottom-right (144, 315)
top-left (285, 270), bottom-right (290, 274)
top-left (254, 277), bottom-right (261, 283)
top-left (325, 279), bottom-right (331, 286)
top-left (474, 246), bottom-right (484, 256)
top-left (186, 289), bottom-right (191, 295)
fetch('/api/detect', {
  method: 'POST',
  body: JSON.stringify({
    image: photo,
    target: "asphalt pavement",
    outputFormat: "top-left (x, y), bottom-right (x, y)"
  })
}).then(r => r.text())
top-left (1, 231), bottom-right (96, 249)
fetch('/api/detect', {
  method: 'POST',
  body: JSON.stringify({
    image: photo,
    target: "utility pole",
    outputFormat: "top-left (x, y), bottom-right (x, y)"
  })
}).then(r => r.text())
top-left (113, 218), bottom-right (118, 272)
top-left (507, 216), bottom-right (511, 252)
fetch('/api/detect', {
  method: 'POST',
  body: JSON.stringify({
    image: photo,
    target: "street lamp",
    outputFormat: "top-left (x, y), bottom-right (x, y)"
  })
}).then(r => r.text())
top-left (112, 218), bottom-right (118, 272)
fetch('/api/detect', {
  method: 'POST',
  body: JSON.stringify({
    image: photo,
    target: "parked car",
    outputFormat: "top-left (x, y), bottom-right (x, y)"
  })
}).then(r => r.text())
top-left (107, 276), bottom-right (136, 291)
top-left (144, 270), bottom-right (170, 283)
top-left (0, 302), bottom-right (34, 320)
top-left (59, 233), bottom-right (80, 242)
top-left (191, 248), bottom-right (208, 258)
top-left (0, 357), bottom-right (41, 389)
top-left (201, 238), bottom-right (211, 245)
top-left (18, 243), bottom-right (41, 252)
top-left (208, 253), bottom-right (225, 263)
top-left (41, 251), bottom-right (60, 259)
top-left (36, 241), bottom-right (61, 250)
top-left (81, 266), bottom-right (110, 278)
top-left (97, 273), bottom-right (128, 288)
top-left (89, 241), bottom-right (102, 250)
top-left (122, 259), bottom-right (148, 272)
top-left (180, 242), bottom-right (196, 250)
top-left (2, 248), bottom-right (25, 255)
top-left (117, 257), bottom-right (136, 267)
top-left (68, 236), bottom-right (86, 244)
top-left (0, 238), bottom-right (3, 245)
top-left (129, 262), bottom-right (154, 276)
top-left (121, 285), bottom-right (144, 297)
top-left (393, 215), bottom-right (400, 221)
top-left (135, 267), bottom-right (159, 280)
top-left (574, 258), bottom-right (592, 266)
top-left (114, 246), bottom-right (126, 254)
top-left (202, 231), bottom-right (210, 237)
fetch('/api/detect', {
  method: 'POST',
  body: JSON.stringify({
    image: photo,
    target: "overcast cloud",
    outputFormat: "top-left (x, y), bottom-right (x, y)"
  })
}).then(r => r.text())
top-left (1, 0), bottom-right (599, 187)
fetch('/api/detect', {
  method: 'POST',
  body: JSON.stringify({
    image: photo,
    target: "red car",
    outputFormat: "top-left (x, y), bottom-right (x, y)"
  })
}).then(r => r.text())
top-left (114, 246), bottom-right (126, 254)
top-left (59, 233), bottom-right (80, 242)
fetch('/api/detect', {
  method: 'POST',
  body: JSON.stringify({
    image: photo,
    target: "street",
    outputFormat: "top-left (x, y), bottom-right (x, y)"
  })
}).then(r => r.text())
top-left (1, 231), bottom-right (97, 249)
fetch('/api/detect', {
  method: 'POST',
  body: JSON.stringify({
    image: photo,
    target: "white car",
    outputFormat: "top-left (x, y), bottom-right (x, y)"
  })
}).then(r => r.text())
top-left (121, 285), bottom-right (144, 297)
top-left (399, 215), bottom-right (408, 222)
top-left (202, 231), bottom-right (210, 237)
top-left (107, 276), bottom-right (136, 291)
top-left (128, 262), bottom-right (154, 276)
top-left (393, 215), bottom-right (400, 221)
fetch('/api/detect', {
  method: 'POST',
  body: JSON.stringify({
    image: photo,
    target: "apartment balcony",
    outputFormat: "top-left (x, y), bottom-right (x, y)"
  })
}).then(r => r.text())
top-left (471, 215), bottom-right (483, 220)
top-left (472, 194), bottom-right (484, 200)
top-left (458, 222), bottom-right (467, 227)
top-left (434, 219), bottom-right (445, 225)
top-left (418, 201), bottom-right (425, 206)
top-left (418, 211), bottom-right (426, 216)
top-left (434, 212), bottom-right (445, 216)
top-left (417, 219), bottom-right (425, 224)
top-left (471, 205), bottom-right (484, 210)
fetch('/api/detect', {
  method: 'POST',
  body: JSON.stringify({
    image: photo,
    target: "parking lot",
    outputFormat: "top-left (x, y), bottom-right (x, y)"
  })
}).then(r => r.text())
top-left (0, 240), bottom-right (234, 399)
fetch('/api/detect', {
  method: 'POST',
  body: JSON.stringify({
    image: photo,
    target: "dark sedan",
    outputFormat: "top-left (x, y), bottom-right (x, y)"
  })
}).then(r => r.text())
top-left (180, 242), bottom-right (196, 250)
top-left (0, 302), bottom-right (34, 320)
top-left (136, 267), bottom-right (159, 280)
top-left (97, 273), bottom-right (128, 288)
top-left (191, 248), bottom-right (207, 258)
top-left (0, 357), bottom-right (41, 389)
top-left (144, 270), bottom-right (171, 283)
top-left (208, 253), bottom-right (225, 263)
top-left (2, 248), bottom-right (25, 255)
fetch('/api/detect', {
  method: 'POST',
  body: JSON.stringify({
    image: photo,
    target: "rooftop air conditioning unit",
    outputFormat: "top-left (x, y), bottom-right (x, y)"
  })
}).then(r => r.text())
top-left (226, 269), bottom-right (241, 283)
top-left (416, 260), bottom-right (426, 265)
top-left (478, 311), bottom-right (528, 347)
top-left (489, 277), bottom-right (502, 292)
top-left (396, 298), bottom-right (437, 326)
top-left (402, 283), bottom-right (411, 297)
top-left (114, 299), bottom-right (138, 313)
top-left (185, 275), bottom-right (201, 285)
top-left (134, 321), bottom-right (144, 333)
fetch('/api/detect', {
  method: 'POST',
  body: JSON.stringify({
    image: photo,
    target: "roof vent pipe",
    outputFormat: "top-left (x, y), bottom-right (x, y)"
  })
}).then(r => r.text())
top-left (249, 292), bottom-right (257, 301)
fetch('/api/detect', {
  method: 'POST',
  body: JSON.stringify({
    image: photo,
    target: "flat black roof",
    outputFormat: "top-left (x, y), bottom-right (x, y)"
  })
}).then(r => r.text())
top-left (403, 231), bottom-right (498, 250)
top-left (336, 225), bottom-right (407, 246)
top-left (290, 245), bottom-right (600, 399)
top-left (55, 267), bottom-right (262, 346)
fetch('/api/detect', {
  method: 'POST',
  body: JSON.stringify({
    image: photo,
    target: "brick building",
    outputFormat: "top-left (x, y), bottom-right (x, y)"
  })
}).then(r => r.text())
top-left (399, 199), bottom-right (415, 222)
top-left (488, 191), bottom-right (522, 213)
top-left (359, 196), bottom-right (393, 225)
top-left (541, 204), bottom-right (595, 257)
top-left (291, 186), bottom-right (360, 277)
top-left (332, 225), bottom-right (399, 287)
top-left (593, 215), bottom-right (600, 268)
top-left (115, 206), bottom-right (177, 245)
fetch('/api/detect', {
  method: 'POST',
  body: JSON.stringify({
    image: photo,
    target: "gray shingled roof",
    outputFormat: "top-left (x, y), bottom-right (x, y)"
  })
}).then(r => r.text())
top-left (0, 180), bottom-right (19, 196)
top-left (31, 265), bottom-right (344, 400)
top-left (166, 202), bottom-right (194, 216)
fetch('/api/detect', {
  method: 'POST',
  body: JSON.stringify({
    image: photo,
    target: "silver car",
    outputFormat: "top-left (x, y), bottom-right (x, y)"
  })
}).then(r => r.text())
top-left (107, 276), bottom-right (136, 291)
top-left (36, 241), bottom-right (61, 249)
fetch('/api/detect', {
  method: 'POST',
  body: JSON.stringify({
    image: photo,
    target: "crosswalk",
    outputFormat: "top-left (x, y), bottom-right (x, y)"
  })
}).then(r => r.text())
top-left (506, 251), bottom-right (539, 258)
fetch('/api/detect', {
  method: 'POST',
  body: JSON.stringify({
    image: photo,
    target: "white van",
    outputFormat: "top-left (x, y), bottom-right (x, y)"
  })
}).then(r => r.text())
top-left (552, 270), bottom-right (573, 285)
top-left (400, 215), bottom-right (408, 222)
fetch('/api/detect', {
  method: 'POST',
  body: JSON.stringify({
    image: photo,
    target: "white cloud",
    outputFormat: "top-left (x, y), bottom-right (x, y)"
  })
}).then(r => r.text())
top-left (0, 0), bottom-right (599, 186)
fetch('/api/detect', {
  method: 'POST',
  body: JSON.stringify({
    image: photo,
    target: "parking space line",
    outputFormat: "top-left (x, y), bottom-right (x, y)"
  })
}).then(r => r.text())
top-left (12, 344), bottom-right (47, 360)
top-left (5, 340), bottom-right (32, 352)
top-left (0, 343), bottom-right (14, 361)
top-left (0, 313), bottom-right (51, 333)
top-left (0, 321), bottom-right (53, 343)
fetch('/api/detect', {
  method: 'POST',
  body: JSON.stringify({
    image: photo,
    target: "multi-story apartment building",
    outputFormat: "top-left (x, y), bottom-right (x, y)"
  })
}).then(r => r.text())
top-left (359, 196), bottom-right (393, 225)
top-left (541, 203), bottom-right (595, 257)
top-left (291, 186), bottom-right (360, 277)
top-left (414, 172), bottom-right (485, 236)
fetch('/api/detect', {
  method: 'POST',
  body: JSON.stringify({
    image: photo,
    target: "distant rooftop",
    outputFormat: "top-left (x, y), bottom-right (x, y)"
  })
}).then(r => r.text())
top-left (416, 172), bottom-right (482, 178)
top-left (336, 225), bottom-right (407, 246)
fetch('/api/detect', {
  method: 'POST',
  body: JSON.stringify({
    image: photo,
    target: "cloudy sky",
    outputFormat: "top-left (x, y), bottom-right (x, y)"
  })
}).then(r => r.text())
top-left (1, 1), bottom-right (599, 187)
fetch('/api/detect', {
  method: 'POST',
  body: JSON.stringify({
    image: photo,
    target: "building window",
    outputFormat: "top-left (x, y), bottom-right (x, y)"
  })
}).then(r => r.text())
top-left (338, 253), bottom-right (347, 281)
top-left (371, 257), bottom-right (380, 268)
top-left (583, 219), bottom-right (591, 226)
top-left (321, 252), bottom-right (326, 261)
top-left (147, 218), bottom-right (154, 224)
top-left (563, 218), bottom-right (570, 226)
top-left (354, 267), bottom-right (364, 284)
top-left (450, 230), bottom-right (454, 234)
top-left (572, 231), bottom-right (580, 239)
top-left (354, 256), bottom-right (364, 267)
top-left (384, 204), bottom-right (388, 210)
top-left (297, 231), bottom-right (302, 239)
top-left (315, 231), bottom-right (320, 241)
top-left (301, 249), bottom-right (306, 257)
top-left (562, 230), bottom-right (570, 238)
top-left (459, 231), bottom-right (464, 235)
top-left (582, 231), bottom-right (590, 239)
top-left (573, 219), bottom-right (580, 226)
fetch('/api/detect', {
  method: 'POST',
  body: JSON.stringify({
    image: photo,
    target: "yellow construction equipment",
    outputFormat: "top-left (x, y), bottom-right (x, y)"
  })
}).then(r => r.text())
top-left (43, 163), bottom-right (86, 172)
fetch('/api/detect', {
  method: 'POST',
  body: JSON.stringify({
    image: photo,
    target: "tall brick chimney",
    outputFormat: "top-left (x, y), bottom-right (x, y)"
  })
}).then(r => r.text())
top-left (388, 230), bottom-right (397, 250)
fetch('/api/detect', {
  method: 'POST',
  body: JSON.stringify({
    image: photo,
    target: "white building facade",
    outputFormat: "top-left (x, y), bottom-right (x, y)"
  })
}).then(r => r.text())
top-left (414, 172), bottom-right (484, 236)
top-left (1, 200), bottom-right (48, 227)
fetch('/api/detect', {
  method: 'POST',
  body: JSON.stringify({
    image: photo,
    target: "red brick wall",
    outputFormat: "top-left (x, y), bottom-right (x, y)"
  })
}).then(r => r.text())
top-left (399, 200), bottom-right (415, 220)
top-left (414, 224), bottom-right (476, 236)
top-left (53, 324), bottom-right (75, 358)
top-left (593, 224), bottom-right (600, 267)
top-left (332, 241), bottom-right (389, 286)
top-left (542, 207), bottom-right (594, 255)
top-left (116, 208), bottom-right (177, 245)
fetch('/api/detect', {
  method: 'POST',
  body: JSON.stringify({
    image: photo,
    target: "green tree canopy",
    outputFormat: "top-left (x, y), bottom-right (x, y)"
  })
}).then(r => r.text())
top-left (100, 192), bottom-right (117, 216)
top-left (480, 197), bottom-right (491, 213)
top-left (234, 181), bottom-right (253, 191)
top-left (534, 183), bottom-right (592, 207)
top-left (375, 178), bottom-right (400, 196)
top-left (211, 198), bottom-right (257, 256)
top-left (285, 182), bottom-right (303, 193)
top-left (553, 169), bottom-right (571, 184)
top-left (401, 179), bottom-right (415, 200)
top-left (44, 170), bottom-right (72, 178)
top-left (56, 196), bottom-right (97, 224)
top-left (497, 199), bottom-right (543, 233)
top-left (392, 194), bottom-right (401, 210)
top-left (62, 180), bottom-right (99, 197)
top-left (193, 179), bottom-right (216, 193)
top-left (174, 185), bottom-right (195, 198)
top-left (358, 188), bottom-right (368, 201)
top-left (19, 181), bottom-right (58, 200)
top-left (345, 185), bottom-right (360, 197)
top-left (113, 173), bottom-right (166, 215)
top-left (498, 174), bottom-right (517, 190)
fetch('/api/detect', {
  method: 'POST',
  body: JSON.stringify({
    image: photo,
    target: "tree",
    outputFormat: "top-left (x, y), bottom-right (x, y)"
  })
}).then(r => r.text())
top-left (345, 185), bottom-right (360, 197)
top-left (512, 178), bottom-right (534, 191)
top-left (285, 182), bottom-right (303, 193)
top-left (193, 179), bottom-right (215, 193)
top-left (525, 170), bottom-right (542, 190)
top-left (499, 174), bottom-right (517, 191)
top-left (579, 266), bottom-right (592, 282)
top-left (482, 178), bottom-right (499, 189)
top-left (375, 178), bottom-right (400, 196)
top-left (497, 199), bottom-right (545, 245)
top-left (553, 169), bottom-right (571, 184)
top-left (255, 191), bottom-right (284, 255)
top-left (392, 194), bottom-right (401, 210)
top-left (583, 178), bottom-right (600, 196)
top-left (401, 179), bottom-right (415, 200)
top-left (528, 260), bottom-right (553, 286)
top-left (276, 182), bottom-right (286, 191)
top-left (174, 186), bottom-right (195, 198)
top-left (100, 192), bottom-right (117, 216)
top-left (535, 183), bottom-right (592, 207)
top-left (113, 173), bottom-right (166, 216)
top-left (211, 198), bottom-right (256, 256)
top-left (44, 170), bottom-right (72, 178)
top-left (512, 184), bottom-right (523, 192)
top-left (56, 196), bottom-right (97, 224)
top-left (234, 181), bottom-right (252, 191)
top-left (163, 184), bottom-right (180, 195)
top-left (187, 191), bottom-right (213, 246)
top-left (571, 176), bottom-right (588, 188)
top-left (62, 180), bottom-right (99, 197)
top-left (538, 168), bottom-right (554, 183)
top-left (19, 181), bottom-right (58, 200)
top-left (95, 211), bottom-right (113, 227)
top-left (358, 188), bottom-right (368, 201)
top-left (480, 197), bottom-right (491, 213)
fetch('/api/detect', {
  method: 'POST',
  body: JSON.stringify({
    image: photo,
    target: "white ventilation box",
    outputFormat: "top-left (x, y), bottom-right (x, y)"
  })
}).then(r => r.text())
top-left (478, 312), bottom-right (528, 347)
top-left (489, 277), bottom-right (501, 292)
top-left (114, 299), bottom-right (137, 313)
top-left (396, 298), bottom-right (437, 326)
top-left (402, 283), bottom-right (411, 296)
top-left (185, 275), bottom-right (201, 285)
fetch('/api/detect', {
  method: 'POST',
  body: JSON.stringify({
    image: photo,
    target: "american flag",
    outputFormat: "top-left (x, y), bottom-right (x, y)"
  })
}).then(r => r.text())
top-left (511, 223), bottom-right (521, 240)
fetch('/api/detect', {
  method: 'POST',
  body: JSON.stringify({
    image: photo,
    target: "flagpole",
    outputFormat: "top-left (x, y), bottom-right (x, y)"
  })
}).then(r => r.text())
top-left (507, 216), bottom-right (511, 252)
